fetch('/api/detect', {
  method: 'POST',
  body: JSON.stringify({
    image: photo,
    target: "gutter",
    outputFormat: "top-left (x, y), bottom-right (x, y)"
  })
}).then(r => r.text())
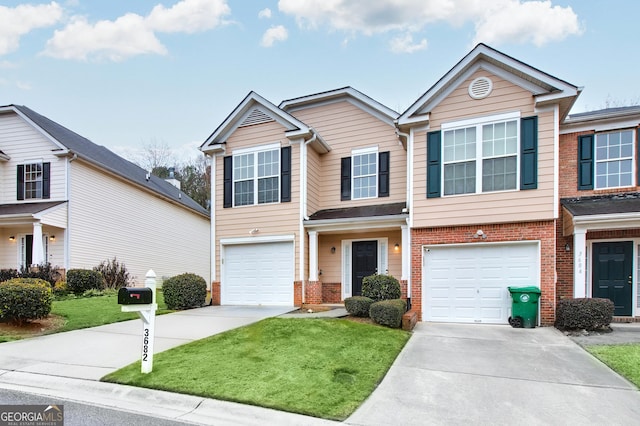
top-left (300, 129), bottom-right (318, 305)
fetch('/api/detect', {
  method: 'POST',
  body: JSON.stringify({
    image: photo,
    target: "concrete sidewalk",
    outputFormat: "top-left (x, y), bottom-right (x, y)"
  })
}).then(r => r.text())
top-left (347, 322), bottom-right (640, 425)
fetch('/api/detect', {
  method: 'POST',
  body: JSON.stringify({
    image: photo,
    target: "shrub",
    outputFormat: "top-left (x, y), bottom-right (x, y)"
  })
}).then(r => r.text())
top-left (555, 298), bottom-right (614, 331)
top-left (94, 257), bottom-right (131, 290)
top-left (52, 281), bottom-right (69, 297)
top-left (66, 269), bottom-right (104, 295)
top-left (344, 296), bottom-right (374, 317)
top-left (19, 263), bottom-right (62, 287)
top-left (0, 278), bottom-right (52, 325)
top-left (362, 274), bottom-right (401, 302)
top-left (369, 299), bottom-right (407, 328)
top-left (162, 273), bottom-right (207, 310)
top-left (0, 269), bottom-right (19, 283)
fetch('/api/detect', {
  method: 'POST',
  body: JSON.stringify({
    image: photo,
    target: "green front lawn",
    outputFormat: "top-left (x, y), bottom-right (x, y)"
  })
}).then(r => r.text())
top-left (0, 291), bottom-right (172, 341)
top-left (103, 318), bottom-right (409, 420)
top-left (587, 343), bottom-right (640, 388)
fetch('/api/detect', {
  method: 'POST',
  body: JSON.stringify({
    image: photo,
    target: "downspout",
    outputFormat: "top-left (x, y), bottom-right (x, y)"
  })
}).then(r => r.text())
top-left (395, 124), bottom-right (412, 308)
top-left (300, 129), bottom-right (318, 305)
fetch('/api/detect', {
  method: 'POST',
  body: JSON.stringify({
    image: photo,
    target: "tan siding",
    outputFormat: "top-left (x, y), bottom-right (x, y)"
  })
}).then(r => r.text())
top-left (412, 70), bottom-right (556, 227)
top-left (291, 101), bottom-right (406, 210)
top-left (69, 160), bottom-right (210, 285)
top-left (307, 148), bottom-right (321, 215)
top-left (214, 121), bottom-right (302, 278)
top-left (40, 204), bottom-right (68, 228)
top-left (0, 113), bottom-right (67, 204)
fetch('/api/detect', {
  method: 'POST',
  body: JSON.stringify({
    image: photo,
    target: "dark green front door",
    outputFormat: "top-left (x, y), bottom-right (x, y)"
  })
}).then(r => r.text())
top-left (352, 241), bottom-right (377, 296)
top-left (593, 242), bottom-right (633, 316)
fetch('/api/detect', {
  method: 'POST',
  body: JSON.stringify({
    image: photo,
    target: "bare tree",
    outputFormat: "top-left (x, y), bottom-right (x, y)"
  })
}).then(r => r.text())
top-left (136, 139), bottom-right (174, 173)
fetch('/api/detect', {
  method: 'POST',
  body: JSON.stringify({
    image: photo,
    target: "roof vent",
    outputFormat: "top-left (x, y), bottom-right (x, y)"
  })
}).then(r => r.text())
top-left (240, 108), bottom-right (275, 127)
top-left (468, 76), bottom-right (493, 100)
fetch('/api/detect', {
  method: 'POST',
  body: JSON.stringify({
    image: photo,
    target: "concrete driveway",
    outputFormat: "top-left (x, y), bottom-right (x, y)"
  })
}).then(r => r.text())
top-left (0, 305), bottom-right (293, 381)
top-left (347, 322), bottom-right (640, 426)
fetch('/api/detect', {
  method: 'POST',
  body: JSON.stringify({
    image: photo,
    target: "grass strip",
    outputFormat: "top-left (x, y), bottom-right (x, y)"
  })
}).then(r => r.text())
top-left (587, 343), bottom-right (640, 388)
top-left (103, 317), bottom-right (409, 420)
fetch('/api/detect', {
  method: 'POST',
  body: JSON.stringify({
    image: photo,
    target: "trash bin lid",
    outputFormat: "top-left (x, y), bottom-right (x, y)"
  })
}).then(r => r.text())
top-left (507, 286), bottom-right (541, 294)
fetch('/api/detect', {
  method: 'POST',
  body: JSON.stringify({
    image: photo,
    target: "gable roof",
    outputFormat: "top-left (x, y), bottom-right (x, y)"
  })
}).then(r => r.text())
top-left (398, 43), bottom-right (580, 126)
top-left (279, 86), bottom-right (399, 127)
top-left (2, 105), bottom-right (208, 217)
top-left (200, 91), bottom-right (330, 154)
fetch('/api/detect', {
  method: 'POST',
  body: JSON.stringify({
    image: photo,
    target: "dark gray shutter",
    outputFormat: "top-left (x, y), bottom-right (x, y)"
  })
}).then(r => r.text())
top-left (520, 116), bottom-right (537, 190)
top-left (223, 156), bottom-right (232, 208)
top-left (427, 131), bottom-right (441, 198)
top-left (42, 162), bottom-right (50, 199)
top-left (378, 151), bottom-right (390, 197)
top-left (578, 134), bottom-right (594, 190)
top-left (280, 146), bottom-right (291, 202)
top-left (17, 164), bottom-right (24, 200)
top-left (341, 157), bottom-right (351, 201)
top-left (637, 129), bottom-right (640, 186)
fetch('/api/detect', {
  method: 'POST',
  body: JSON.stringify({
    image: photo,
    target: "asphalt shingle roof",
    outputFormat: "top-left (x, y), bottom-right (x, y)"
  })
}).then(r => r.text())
top-left (308, 202), bottom-right (407, 221)
top-left (561, 193), bottom-right (640, 216)
top-left (11, 105), bottom-right (208, 217)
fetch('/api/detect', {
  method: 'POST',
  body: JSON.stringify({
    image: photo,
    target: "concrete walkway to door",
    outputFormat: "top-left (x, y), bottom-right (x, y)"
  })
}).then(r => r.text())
top-left (347, 322), bottom-right (640, 425)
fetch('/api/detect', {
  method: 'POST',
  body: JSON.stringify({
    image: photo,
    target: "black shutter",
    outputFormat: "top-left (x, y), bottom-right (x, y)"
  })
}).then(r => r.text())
top-left (280, 146), bottom-right (291, 202)
top-left (341, 157), bottom-right (351, 201)
top-left (223, 156), bottom-right (233, 208)
top-left (520, 116), bottom-right (538, 190)
top-left (17, 164), bottom-right (24, 200)
top-left (42, 162), bottom-right (50, 199)
top-left (578, 134), bottom-right (594, 190)
top-left (427, 131), bottom-right (441, 198)
top-left (378, 151), bottom-right (390, 197)
top-left (637, 129), bottom-right (640, 186)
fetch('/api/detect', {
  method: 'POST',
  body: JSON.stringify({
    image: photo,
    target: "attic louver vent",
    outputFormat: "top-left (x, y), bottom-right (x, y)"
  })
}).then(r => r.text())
top-left (468, 76), bottom-right (493, 100)
top-left (240, 108), bottom-right (275, 127)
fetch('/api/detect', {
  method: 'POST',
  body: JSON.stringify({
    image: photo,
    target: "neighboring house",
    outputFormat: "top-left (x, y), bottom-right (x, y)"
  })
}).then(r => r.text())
top-left (0, 105), bottom-right (210, 287)
top-left (201, 43), bottom-right (639, 325)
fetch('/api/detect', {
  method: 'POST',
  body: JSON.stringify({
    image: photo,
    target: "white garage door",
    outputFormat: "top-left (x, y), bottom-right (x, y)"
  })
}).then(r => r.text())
top-left (223, 242), bottom-right (294, 305)
top-left (423, 242), bottom-right (539, 324)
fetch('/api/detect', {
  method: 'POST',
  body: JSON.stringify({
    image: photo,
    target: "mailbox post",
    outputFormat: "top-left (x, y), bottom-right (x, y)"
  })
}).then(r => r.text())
top-left (117, 269), bottom-right (157, 374)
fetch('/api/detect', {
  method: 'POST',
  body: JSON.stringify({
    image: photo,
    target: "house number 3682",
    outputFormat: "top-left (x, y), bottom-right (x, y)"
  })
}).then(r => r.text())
top-left (142, 328), bottom-right (149, 361)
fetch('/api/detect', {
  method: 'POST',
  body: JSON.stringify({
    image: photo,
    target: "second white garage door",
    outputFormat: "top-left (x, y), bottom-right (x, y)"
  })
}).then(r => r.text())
top-left (423, 242), bottom-right (539, 324)
top-left (222, 241), bottom-right (294, 305)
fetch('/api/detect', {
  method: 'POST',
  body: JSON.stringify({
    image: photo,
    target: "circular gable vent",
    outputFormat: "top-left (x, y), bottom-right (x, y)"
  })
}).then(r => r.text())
top-left (468, 76), bottom-right (493, 99)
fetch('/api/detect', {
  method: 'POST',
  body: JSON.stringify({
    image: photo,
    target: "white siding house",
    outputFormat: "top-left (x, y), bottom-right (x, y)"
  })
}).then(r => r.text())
top-left (0, 104), bottom-right (210, 287)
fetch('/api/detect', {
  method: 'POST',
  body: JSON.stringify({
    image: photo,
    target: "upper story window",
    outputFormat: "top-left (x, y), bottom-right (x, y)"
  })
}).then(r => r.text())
top-left (427, 112), bottom-right (538, 198)
top-left (341, 148), bottom-right (390, 201)
top-left (233, 147), bottom-right (280, 206)
top-left (595, 130), bottom-right (633, 189)
top-left (17, 162), bottom-right (50, 201)
top-left (223, 144), bottom-right (291, 208)
top-left (442, 114), bottom-right (518, 195)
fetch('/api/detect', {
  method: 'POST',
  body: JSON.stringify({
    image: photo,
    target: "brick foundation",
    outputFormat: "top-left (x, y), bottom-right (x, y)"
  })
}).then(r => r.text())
top-left (411, 221), bottom-right (557, 325)
top-left (305, 281), bottom-right (323, 304)
top-left (322, 282), bottom-right (342, 303)
top-left (294, 281), bottom-right (302, 306)
top-left (211, 281), bottom-right (220, 305)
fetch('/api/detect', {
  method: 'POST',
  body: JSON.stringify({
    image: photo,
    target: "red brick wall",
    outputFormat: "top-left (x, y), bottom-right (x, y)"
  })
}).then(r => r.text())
top-left (305, 281), bottom-right (323, 304)
top-left (411, 221), bottom-right (557, 325)
top-left (211, 281), bottom-right (220, 305)
top-left (322, 282), bottom-right (342, 303)
top-left (294, 281), bottom-right (302, 306)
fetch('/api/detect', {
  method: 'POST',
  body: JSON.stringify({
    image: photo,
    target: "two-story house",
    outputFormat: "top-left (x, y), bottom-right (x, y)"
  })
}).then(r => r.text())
top-left (0, 105), bottom-right (210, 286)
top-left (201, 43), bottom-right (639, 325)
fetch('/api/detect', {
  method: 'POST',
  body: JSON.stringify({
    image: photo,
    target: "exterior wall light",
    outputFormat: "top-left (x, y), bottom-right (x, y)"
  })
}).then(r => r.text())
top-left (9, 236), bottom-right (15, 242)
top-left (50, 235), bottom-right (56, 241)
top-left (394, 243), bottom-right (400, 251)
top-left (330, 246), bottom-right (336, 254)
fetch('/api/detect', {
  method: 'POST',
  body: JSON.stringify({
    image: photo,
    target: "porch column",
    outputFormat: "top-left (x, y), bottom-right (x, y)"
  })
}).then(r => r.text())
top-left (573, 228), bottom-right (587, 298)
top-left (32, 222), bottom-right (45, 266)
top-left (308, 230), bottom-right (318, 281)
top-left (401, 224), bottom-right (409, 281)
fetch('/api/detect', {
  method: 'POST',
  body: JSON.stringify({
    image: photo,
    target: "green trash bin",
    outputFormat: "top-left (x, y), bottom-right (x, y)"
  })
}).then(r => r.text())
top-left (508, 286), bottom-right (541, 328)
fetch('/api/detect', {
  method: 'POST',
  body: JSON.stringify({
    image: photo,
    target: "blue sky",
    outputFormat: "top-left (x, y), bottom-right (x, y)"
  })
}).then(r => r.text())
top-left (1, 1), bottom-right (638, 162)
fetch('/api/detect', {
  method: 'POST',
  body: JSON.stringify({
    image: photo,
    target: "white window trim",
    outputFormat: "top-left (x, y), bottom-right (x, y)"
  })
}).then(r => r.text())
top-left (441, 111), bottom-right (521, 196)
top-left (351, 146), bottom-right (379, 200)
top-left (232, 143), bottom-right (281, 207)
top-left (594, 129), bottom-right (635, 190)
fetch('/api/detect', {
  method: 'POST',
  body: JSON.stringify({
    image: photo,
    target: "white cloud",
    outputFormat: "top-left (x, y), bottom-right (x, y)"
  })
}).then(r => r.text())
top-left (0, 60), bottom-right (17, 69)
top-left (16, 81), bottom-right (32, 90)
top-left (258, 8), bottom-right (272, 19)
top-left (43, 0), bottom-right (231, 61)
top-left (261, 25), bottom-right (288, 47)
top-left (390, 33), bottom-right (427, 54)
top-left (0, 2), bottom-right (63, 55)
top-left (278, 0), bottom-right (582, 49)
top-left (473, 1), bottom-right (583, 46)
